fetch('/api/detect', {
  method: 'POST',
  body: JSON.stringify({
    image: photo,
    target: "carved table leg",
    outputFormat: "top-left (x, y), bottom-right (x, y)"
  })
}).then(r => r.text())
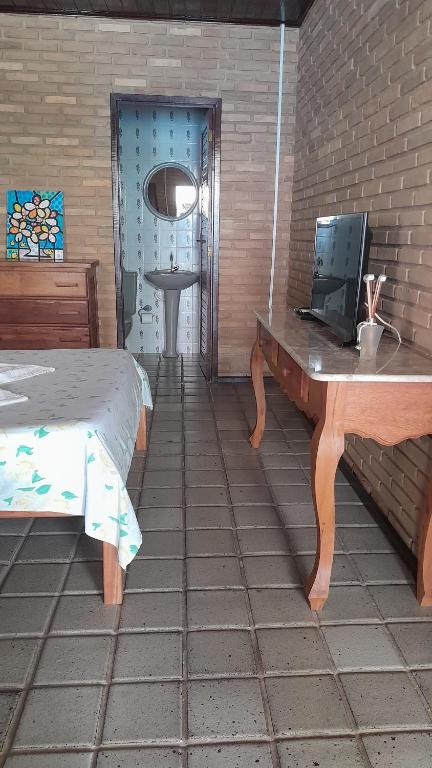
top-left (103, 542), bottom-right (123, 604)
top-left (417, 485), bottom-right (432, 605)
top-left (305, 382), bottom-right (345, 610)
top-left (250, 335), bottom-right (266, 449)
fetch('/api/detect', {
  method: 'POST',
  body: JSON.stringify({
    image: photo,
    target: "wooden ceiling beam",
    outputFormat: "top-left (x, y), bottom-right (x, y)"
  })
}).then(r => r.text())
top-left (0, 0), bottom-right (315, 26)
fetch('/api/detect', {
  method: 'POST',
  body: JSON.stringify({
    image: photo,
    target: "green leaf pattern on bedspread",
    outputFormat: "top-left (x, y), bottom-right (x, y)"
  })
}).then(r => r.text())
top-left (0, 350), bottom-right (152, 569)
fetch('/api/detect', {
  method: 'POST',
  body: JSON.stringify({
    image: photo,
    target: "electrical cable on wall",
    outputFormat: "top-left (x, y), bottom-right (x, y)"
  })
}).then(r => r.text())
top-left (268, 21), bottom-right (285, 324)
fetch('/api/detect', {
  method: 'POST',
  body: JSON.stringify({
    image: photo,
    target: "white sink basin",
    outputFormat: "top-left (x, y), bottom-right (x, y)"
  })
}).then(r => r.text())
top-left (145, 269), bottom-right (199, 291)
top-left (144, 269), bottom-right (200, 358)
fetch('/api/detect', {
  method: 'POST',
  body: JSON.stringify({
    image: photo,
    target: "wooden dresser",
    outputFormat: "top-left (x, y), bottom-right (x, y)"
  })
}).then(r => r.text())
top-left (0, 261), bottom-right (99, 349)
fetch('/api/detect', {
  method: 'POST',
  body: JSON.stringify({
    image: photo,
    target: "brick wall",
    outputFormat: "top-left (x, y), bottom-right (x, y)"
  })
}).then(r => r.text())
top-left (288, 0), bottom-right (432, 552)
top-left (0, 14), bottom-right (298, 374)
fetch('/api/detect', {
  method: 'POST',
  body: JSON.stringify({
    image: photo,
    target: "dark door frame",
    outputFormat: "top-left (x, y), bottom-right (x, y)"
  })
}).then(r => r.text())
top-left (110, 93), bottom-right (222, 379)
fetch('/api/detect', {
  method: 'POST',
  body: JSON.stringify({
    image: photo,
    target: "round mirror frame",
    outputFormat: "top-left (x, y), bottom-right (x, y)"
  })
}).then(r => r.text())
top-left (142, 162), bottom-right (199, 222)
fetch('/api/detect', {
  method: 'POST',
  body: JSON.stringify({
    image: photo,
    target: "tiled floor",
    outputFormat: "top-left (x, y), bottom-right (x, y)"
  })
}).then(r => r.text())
top-left (1, 354), bottom-right (432, 767)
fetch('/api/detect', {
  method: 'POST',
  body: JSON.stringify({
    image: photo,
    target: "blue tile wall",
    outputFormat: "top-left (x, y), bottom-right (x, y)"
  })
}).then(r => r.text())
top-left (118, 103), bottom-right (206, 354)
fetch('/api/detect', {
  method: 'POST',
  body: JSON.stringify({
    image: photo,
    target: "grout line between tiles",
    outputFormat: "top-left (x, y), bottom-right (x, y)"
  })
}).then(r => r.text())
top-left (366, 605), bottom-right (432, 724)
top-left (3, 663), bottom-right (432, 695)
top-left (181, 354), bottom-right (190, 768)
top-left (239, 384), bottom-right (389, 760)
top-left (0, 535), bottom-right (82, 767)
top-left (0, 616), bottom-right (288, 641)
top-left (88, 575), bottom-right (124, 764)
top-left (0, 521), bottom-right (60, 594)
top-left (210, 385), bottom-right (283, 768)
top-left (6, 723), bottom-right (432, 759)
top-left (318, 507), bottom-right (432, 725)
top-left (3, 362), bottom-right (432, 762)
top-left (312, 603), bottom-right (376, 767)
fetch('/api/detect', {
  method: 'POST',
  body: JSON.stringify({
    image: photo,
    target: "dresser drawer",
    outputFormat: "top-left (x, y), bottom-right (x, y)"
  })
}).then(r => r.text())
top-left (277, 346), bottom-right (308, 405)
top-left (0, 270), bottom-right (88, 298)
top-left (0, 299), bottom-right (89, 326)
top-left (0, 325), bottom-right (90, 349)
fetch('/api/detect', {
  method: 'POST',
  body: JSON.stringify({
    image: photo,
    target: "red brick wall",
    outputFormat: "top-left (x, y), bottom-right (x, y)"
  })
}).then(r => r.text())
top-left (0, 14), bottom-right (298, 375)
top-left (288, 0), bottom-right (432, 552)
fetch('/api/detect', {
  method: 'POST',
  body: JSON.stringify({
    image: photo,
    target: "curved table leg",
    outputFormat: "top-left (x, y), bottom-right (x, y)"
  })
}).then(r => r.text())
top-left (417, 489), bottom-right (432, 605)
top-left (249, 336), bottom-right (266, 449)
top-left (305, 382), bottom-right (345, 610)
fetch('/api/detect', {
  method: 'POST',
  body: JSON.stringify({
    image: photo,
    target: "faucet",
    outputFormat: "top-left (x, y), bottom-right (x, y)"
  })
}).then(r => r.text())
top-left (169, 253), bottom-right (179, 273)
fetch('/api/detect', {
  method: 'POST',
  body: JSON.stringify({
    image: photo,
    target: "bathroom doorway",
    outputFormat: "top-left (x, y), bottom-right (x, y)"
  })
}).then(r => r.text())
top-left (111, 94), bottom-right (221, 380)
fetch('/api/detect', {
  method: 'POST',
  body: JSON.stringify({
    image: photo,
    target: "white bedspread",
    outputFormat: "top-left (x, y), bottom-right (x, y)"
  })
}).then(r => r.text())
top-left (0, 362), bottom-right (56, 407)
top-left (0, 363), bottom-right (55, 385)
top-left (0, 349), bottom-right (152, 568)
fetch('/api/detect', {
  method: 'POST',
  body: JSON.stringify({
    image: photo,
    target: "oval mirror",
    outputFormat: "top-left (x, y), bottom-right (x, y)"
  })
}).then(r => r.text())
top-left (143, 163), bottom-right (198, 221)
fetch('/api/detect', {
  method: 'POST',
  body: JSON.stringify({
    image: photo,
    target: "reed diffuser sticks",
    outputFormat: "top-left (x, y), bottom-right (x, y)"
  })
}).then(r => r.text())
top-left (363, 273), bottom-right (387, 321)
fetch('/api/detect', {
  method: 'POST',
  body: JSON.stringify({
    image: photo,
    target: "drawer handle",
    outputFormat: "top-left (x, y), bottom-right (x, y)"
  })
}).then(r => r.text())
top-left (59, 311), bottom-right (80, 316)
top-left (55, 282), bottom-right (80, 288)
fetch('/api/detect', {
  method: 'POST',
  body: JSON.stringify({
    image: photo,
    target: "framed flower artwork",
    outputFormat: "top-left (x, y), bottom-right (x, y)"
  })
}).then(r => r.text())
top-left (6, 190), bottom-right (64, 261)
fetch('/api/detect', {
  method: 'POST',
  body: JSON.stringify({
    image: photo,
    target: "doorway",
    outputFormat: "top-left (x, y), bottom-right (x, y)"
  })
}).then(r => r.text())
top-left (111, 94), bottom-right (221, 380)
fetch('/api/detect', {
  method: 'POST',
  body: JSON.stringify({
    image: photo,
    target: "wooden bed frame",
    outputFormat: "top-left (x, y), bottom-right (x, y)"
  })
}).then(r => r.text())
top-left (0, 406), bottom-right (147, 605)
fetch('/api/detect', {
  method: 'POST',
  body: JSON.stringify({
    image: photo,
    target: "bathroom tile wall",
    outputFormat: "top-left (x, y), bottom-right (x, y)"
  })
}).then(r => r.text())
top-left (118, 104), bottom-right (205, 354)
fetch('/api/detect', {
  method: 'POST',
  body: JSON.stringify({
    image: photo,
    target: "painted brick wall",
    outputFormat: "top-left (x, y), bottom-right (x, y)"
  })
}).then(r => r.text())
top-left (0, 14), bottom-right (298, 374)
top-left (289, 0), bottom-right (432, 552)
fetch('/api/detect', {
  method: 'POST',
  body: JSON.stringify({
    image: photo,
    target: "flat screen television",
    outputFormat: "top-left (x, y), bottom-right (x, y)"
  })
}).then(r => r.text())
top-left (309, 212), bottom-right (370, 342)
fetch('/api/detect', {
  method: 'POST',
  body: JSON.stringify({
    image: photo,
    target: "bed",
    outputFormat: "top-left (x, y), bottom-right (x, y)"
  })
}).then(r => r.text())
top-left (0, 348), bottom-right (152, 604)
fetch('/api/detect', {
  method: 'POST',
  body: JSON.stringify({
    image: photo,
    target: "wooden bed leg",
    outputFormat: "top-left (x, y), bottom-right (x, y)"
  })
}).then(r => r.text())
top-left (417, 485), bottom-right (432, 605)
top-left (250, 335), bottom-right (266, 448)
top-left (103, 542), bottom-right (123, 605)
top-left (135, 406), bottom-right (147, 451)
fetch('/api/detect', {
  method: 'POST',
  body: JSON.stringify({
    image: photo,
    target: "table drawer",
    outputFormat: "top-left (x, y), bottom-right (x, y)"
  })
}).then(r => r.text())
top-left (0, 270), bottom-right (88, 298)
top-left (0, 299), bottom-right (89, 325)
top-left (277, 346), bottom-right (308, 405)
top-left (0, 325), bottom-right (90, 349)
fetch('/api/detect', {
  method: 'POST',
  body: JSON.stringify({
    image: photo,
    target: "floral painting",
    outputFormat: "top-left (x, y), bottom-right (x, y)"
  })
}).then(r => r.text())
top-left (6, 190), bottom-right (64, 261)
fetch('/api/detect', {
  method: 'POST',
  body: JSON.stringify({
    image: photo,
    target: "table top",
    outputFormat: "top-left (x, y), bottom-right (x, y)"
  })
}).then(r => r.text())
top-left (256, 308), bottom-right (432, 382)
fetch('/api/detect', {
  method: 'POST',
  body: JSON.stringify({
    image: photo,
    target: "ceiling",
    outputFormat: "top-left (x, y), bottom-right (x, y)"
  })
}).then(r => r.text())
top-left (0, 0), bottom-right (315, 27)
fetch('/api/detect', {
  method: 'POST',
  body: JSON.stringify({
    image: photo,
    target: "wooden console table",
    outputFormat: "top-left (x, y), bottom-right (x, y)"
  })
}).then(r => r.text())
top-left (250, 308), bottom-right (432, 610)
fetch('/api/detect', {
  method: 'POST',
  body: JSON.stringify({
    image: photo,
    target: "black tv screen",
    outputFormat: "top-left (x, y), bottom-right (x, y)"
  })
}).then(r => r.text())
top-left (309, 212), bottom-right (369, 342)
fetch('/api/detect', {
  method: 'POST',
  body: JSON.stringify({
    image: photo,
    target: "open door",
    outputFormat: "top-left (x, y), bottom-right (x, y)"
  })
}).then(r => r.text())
top-left (199, 117), bottom-right (214, 380)
top-left (112, 94), bottom-right (220, 367)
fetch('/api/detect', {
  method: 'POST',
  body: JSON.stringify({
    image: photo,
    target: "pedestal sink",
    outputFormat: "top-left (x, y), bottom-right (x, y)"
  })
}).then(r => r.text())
top-left (145, 269), bottom-right (200, 358)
